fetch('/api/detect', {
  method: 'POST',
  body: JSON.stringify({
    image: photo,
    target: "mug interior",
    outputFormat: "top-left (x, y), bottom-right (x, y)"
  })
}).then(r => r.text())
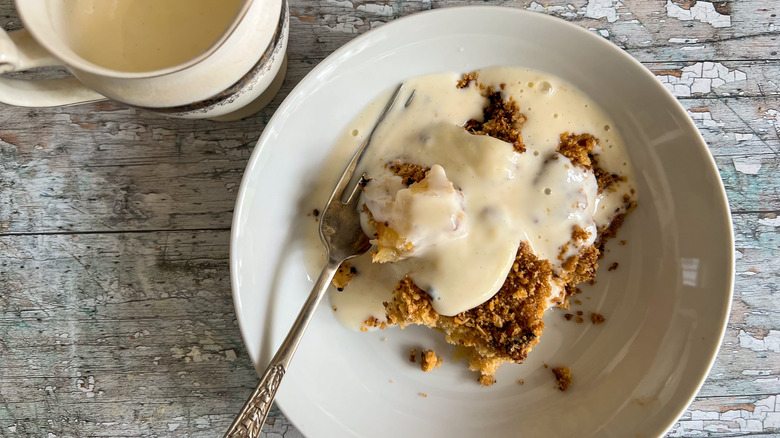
top-left (16, 0), bottom-right (252, 79)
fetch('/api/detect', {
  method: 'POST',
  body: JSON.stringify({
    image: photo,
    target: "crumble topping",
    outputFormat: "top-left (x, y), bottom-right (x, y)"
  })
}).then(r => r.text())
top-left (420, 349), bottom-right (442, 372)
top-left (552, 366), bottom-right (572, 391)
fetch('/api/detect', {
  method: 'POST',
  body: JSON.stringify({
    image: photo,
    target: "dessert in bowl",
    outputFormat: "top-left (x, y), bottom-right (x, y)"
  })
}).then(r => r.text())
top-left (230, 6), bottom-right (733, 437)
top-left (318, 67), bottom-right (637, 385)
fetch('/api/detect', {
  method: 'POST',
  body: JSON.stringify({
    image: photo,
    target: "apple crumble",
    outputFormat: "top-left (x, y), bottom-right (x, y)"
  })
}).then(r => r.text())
top-left (322, 66), bottom-right (636, 386)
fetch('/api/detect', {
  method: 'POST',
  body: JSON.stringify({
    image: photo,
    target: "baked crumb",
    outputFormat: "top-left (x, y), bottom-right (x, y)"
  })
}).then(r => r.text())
top-left (385, 242), bottom-right (552, 378)
top-left (557, 132), bottom-right (627, 194)
top-left (388, 161), bottom-right (429, 186)
top-left (590, 312), bottom-right (606, 324)
top-left (564, 313), bottom-right (573, 321)
top-left (478, 375), bottom-right (496, 386)
top-left (409, 349), bottom-right (418, 363)
top-left (574, 299), bottom-right (582, 305)
top-left (313, 208), bottom-right (320, 217)
top-left (420, 349), bottom-right (442, 372)
top-left (518, 379), bottom-right (525, 385)
top-left (332, 262), bottom-right (356, 290)
top-left (360, 316), bottom-right (386, 332)
top-left (456, 72), bottom-right (478, 89)
top-left (419, 392), bottom-right (428, 398)
top-left (552, 367), bottom-right (572, 391)
top-left (332, 306), bottom-right (337, 311)
top-left (465, 88), bottom-right (526, 153)
top-left (608, 262), bottom-right (619, 271)
top-left (576, 316), bottom-right (584, 323)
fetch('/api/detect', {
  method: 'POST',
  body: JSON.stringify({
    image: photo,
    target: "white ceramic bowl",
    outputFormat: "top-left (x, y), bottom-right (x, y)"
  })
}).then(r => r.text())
top-left (231, 6), bottom-right (733, 437)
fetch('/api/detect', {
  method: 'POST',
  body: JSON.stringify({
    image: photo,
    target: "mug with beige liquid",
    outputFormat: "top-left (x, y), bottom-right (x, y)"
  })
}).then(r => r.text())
top-left (0, 0), bottom-right (288, 120)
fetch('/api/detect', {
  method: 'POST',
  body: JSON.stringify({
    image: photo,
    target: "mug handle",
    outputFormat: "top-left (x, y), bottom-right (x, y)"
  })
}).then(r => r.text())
top-left (0, 28), bottom-right (106, 107)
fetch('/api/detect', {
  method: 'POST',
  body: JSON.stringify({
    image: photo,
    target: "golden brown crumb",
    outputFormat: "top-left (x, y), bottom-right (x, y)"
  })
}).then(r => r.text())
top-left (478, 375), bottom-right (496, 386)
top-left (332, 306), bottom-right (337, 311)
top-left (620, 240), bottom-right (627, 245)
top-left (419, 392), bottom-right (428, 398)
top-left (332, 262), bottom-right (356, 290)
top-left (590, 312), bottom-right (606, 324)
top-left (552, 367), bottom-right (572, 391)
top-left (409, 349), bottom-right (417, 363)
top-left (465, 87), bottom-right (526, 153)
top-left (571, 225), bottom-right (590, 242)
top-left (557, 132), bottom-right (627, 194)
top-left (564, 313), bottom-right (573, 321)
top-left (576, 316), bottom-right (584, 323)
top-left (574, 299), bottom-right (582, 305)
top-left (361, 316), bottom-right (387, 332)
top-left (608, 262), bottom-right (619, 271)
top-left (420, 349), bottom-right (442, 372)
top-left (388, 161), bottom-right (429, 186)
top-left (457, 72), bottom-right (478, 89)
top-left (385, 242), bottom-right (552, 378)
top-left (557, 132), bottom-right (597, 169)
top-left (518, 379), bottom-right (525, 385)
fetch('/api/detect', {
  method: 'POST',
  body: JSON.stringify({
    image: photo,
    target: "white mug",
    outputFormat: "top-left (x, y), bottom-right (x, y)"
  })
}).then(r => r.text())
top-left (0, 0), bottom-right (288, 120)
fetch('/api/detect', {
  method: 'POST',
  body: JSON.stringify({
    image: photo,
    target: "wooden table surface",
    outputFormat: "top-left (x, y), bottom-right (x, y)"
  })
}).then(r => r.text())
top-left (1, 0), bottom-right (778, 437)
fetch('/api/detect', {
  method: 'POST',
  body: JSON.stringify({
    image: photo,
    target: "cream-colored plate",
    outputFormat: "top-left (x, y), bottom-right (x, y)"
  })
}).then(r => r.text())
top-left (231, 7), bottom-right (733, 437)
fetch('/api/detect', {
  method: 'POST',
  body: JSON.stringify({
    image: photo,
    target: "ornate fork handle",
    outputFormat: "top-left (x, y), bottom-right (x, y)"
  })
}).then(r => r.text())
top-left (224, 260), bottom-right (341, 437)
top-left (225, 364), bottom-right (285, 437)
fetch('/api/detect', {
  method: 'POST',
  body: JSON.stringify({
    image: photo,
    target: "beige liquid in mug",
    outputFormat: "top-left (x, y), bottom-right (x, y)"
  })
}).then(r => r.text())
top-left (61, 0), bottom-right (244, 72)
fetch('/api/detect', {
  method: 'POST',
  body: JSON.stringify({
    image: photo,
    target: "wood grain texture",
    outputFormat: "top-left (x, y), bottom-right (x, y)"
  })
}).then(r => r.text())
top-left (0, 0), bottom-right (778, 437)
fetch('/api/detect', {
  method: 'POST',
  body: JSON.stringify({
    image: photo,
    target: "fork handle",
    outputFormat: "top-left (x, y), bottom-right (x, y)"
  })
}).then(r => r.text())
top-left (224, 257), bottom-right (341, 437)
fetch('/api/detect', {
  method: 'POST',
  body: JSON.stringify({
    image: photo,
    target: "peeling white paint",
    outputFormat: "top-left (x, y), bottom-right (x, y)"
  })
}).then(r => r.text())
top-left (732, 157), bottom-right (762, 175)
top-left (324, 0), bottom-right (351, 8)
top-left (76, 375), bottom-right (96, 398)
top-left (356, 3), bottom-right (392, 15)
top-left (669, 37), bottom-right (699, 43)
top-left (319, 14), bottom-right (364, 34)
top-left (738, 330), bottom-right (780, 352)
top-left (687, 110), bottom-right (724, 129)
top-left (665, 0), bottom-right (731, 28)
top-left (758, 217), bottom-right (780, 227)
top-left (585, 0), bottom-right (622, 22)
top-left (527, 2), bottom-right (579, 18)
top-left (194, 416), bottom-right (211, 429)
top-left (669, 396), bottom-right (779, 437)
top-left (741, 370), bottom-right (772, 376)
top-left (599, 29), bottom-right (609, 37)
top-left (657, 62), bottom-right (747, 97)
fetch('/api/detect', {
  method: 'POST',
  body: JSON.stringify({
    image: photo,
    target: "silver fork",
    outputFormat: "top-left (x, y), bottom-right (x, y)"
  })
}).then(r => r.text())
top-left (224, 83), bottom-right (408, 438)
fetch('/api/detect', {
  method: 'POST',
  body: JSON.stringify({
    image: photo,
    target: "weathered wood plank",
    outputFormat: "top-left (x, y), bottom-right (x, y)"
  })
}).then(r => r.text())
top-left (0, 231), bottom-right (263, 437)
